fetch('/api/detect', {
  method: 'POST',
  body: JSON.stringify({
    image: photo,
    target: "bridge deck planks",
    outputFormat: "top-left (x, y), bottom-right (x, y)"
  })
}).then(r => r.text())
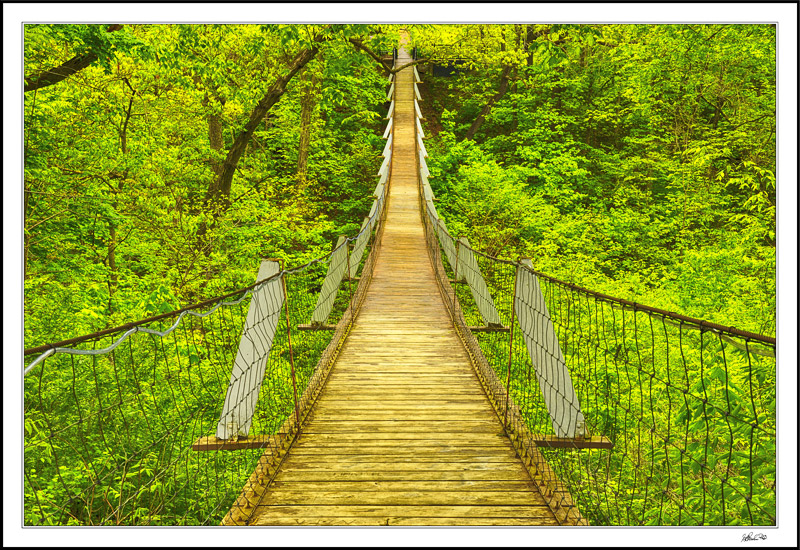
top-left (248, 41), bottom-right (557, 527)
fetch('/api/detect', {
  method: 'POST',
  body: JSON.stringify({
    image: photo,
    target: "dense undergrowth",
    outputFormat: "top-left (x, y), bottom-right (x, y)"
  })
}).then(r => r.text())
top-left (414, 24), bottom-right (775, 338)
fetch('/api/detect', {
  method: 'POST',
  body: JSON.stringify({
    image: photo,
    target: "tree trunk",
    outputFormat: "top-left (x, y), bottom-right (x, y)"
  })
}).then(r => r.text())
top-left (24, 25), bottom-right (123, 93)
top-left (512, 25), bottom-right (522, 94)
top-left (208, 112), bottom-right (224, 173)
top-left (207, 43), bottom-right (320, 212)
top-left (526, 25), bottom-right (535, 67)
top-left (197, 40), bottom-right (323, 254)
top-left (202, 92), bottom-right (226, 184)
top-left (464, 64), bottom-right (512, 142)
top-left (23, 184), bottom-right (31, 280)
top-left (108, 224), bottom-right (118, 298)
top-left (296, 65), bottom-right (321, 191)
top-left (107, 80), bottom-right (135, 314)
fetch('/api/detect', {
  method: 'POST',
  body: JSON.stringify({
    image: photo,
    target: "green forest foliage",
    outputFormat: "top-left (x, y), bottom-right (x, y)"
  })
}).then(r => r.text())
top-left (412, 24), bottom-right (775, 337)
top-left (23, 23), bottom-right (775, 350)
top-left (408, 25), bottom-right (776, 526)
top-left (23, 23), bottom-right (398, 526)
top-left (22, 23), bottom-right (776, 527)
top-left (24, 24), bottom-right (396, 350)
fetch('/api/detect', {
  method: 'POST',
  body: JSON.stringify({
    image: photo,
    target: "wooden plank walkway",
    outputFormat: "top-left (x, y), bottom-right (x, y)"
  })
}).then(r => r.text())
top-left (248, 41), bottom-right (558, 527)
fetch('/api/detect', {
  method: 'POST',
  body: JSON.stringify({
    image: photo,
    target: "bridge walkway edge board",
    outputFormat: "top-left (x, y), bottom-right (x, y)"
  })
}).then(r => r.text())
top-left (242, 39), bottom-right (562, 527)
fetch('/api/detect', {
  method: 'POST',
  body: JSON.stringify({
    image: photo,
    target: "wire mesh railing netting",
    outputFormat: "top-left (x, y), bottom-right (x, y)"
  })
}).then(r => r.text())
top-left (421, 199), bottom-right (776, 526)
top-left (23, 246), bottom-right (352, 525)
top-left (23, 113), bottom-right (390, 527)
top-left (24, 52), bottom-right (397, 526)
top-left (413, 57), bottom-right (775, 525)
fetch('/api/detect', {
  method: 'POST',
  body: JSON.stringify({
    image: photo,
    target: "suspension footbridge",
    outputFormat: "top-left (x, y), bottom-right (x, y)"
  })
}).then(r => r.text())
top-left (23, 36), bottom-right (777, 527)
top-left (231, 44), bottom-right (561, 527)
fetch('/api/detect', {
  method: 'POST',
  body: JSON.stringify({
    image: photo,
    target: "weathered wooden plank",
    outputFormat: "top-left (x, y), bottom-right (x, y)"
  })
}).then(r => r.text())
top-left (325, 372), bottom-right (476, 377)
top-left (468, 325), bottom-right (511, 333)
top-left (531, 434), bottom-right (614, 449)
top-left (323, 371), bottom-right (477, 379)
top-left (271, 469), bottom-right (534, 482)
top-left (322, 378), bottom-right (476, 384)
top-left (288, 444), bottom-right (517, 455)
top-left (342, 333), bottom-right (456, 338)
top-left (322, 364), bottom-right (473, 377)
top-left (304, 414), bottom-right (500, 424)
top-left (337, 342), bottom-right (463, 351)
top-left (310, 405), bottom-right (495, 413)
top-left (389, 516), bottom-right (558, 526)
top-left (338, 337), bottom-right (461, 345)
top-left (320, 384), bottom-right (482, 392)
top-left (276, 464), bottom-right (531, 475)
top-left (304, 414), bottom-right (500, 423)
top-left (311, 397), bottom-right (489, 404)
top-left (281, 453), bottom-right (519, 463)
top-left (334, 353), bottom-right (473, 359)
top-left (322, 379), bottom-right (479, 386)
top-left (338, 348), bottom-right (471, 355)
top-left (343, 335), bottom-right (460, 341)
top-left (317, 385), bottom-right (485, 393)
top-left (323, 384), bottom-right (484, 392)
top-left (318, 385), bottom-right (480, 392)
top-left (292, 433), bottom-right (514, 444)
top-left (268, 480), bottom-right (536, 492)
top-left (298, 429), bottom-right (502, 438)
top-left (250, 516), bottom-right (528, 526)
top-left (320, 382), bottom-right (478, 389)
top-left (251, 505), bottom-right (555, 524)
top-left (303, 417), bottom-right (496, 426)
top-left (296, 323), bottom-right (336, 331)
top-left (251, 516), bottom-right (558, 526)
top-left (192, 435), bottom-right (278, 452)
top-left (316, 386), bottom-right (485, 394)
top-left (316, 378), bottom-right (470, 381)
top-left (301, 422), bottom-right (501, 433)
top-left (305, 402), bottom-right (496, 411)
top-left (257, 490), bottom-right (543, 506)
top-left (285, 447), bottom-right (516, 456)
top-left (292, 435), bottom-right (511, 446)
top-left (311, 399), bottom-right (489, 407)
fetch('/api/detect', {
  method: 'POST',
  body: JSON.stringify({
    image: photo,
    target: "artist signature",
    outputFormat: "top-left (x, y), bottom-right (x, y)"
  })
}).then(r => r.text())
top-left (741, 532), bottom-right (767, 542)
